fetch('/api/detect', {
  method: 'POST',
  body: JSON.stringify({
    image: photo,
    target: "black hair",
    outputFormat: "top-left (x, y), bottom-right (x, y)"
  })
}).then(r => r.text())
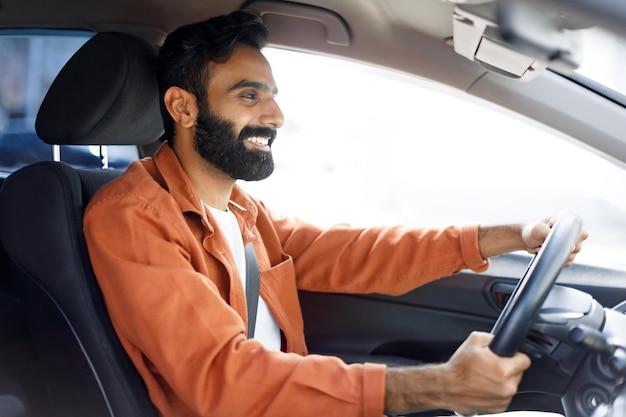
top-left (156, 10), bottom-right (269, 143)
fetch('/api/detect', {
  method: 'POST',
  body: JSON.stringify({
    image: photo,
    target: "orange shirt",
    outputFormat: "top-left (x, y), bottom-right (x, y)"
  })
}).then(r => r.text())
top-left (83, 142), bottom-right (489, 417)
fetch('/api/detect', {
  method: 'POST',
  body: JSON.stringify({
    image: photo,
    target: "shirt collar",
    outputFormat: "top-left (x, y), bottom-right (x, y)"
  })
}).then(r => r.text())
top-left (152, 141), bottom-right (258, 241)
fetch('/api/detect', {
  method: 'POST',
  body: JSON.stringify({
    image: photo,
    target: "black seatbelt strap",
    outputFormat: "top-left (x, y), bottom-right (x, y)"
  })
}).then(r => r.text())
top-left (244, 243), bottom-right (260, 339)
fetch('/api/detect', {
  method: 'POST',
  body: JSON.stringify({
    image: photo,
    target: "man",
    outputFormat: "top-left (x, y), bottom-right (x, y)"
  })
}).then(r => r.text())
top-left (83, 10), bottom-right (587, 417)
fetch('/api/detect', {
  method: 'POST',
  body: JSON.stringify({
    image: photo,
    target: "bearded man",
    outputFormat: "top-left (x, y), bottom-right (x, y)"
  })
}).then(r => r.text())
top-left (83, 10), bottom-right (587, 417)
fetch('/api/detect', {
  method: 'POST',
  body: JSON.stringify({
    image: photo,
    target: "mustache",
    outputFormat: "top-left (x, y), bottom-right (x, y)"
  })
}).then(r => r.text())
top-left (238, 126), bottom-right (277, 146)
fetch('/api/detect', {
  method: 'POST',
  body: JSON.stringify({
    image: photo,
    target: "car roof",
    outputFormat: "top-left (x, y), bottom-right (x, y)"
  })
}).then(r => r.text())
top-left (0, 0), bottom-right (479, 91)
top-left (0, 0), bottom-right (230, 38)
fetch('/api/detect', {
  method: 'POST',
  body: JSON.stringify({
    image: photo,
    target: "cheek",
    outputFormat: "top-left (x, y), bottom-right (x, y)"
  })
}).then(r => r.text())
top-left (207, 90), bottom-right (257, 135)
top-left (224, 114), bottom-right (254, 138)
top-left (213, 102), bottom-right (252, 129)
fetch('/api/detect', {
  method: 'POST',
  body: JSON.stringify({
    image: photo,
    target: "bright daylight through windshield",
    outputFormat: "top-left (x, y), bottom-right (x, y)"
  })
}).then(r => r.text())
top-left (242, 46), bottom-right (626, 268)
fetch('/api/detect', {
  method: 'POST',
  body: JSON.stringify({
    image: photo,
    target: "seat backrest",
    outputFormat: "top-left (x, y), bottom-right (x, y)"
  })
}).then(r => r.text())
top-left (0, 245), bottom-right (29, 417)
top-left (0, 31), bottom-right (163, 417)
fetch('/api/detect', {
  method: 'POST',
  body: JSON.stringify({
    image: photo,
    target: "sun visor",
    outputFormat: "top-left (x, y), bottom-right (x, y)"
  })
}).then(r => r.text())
top-left (452, 2), bottom-right (549, 82)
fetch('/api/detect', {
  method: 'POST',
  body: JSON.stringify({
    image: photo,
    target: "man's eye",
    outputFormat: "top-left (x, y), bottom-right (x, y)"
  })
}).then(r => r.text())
top-left (241, 92), bottom-right (257, 101)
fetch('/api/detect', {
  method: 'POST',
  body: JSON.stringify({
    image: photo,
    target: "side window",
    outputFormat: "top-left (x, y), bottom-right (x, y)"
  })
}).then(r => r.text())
top-left (241, 47), bottom-right (626, 267)
top-left (0, 32), bottom-right (138, 177)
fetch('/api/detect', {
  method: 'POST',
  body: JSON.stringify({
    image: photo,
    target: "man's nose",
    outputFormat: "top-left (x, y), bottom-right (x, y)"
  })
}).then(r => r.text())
top-left (260, 98), bottom-right (285, 129)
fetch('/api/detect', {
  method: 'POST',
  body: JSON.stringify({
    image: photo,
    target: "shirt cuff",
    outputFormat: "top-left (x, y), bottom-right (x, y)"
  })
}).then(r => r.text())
top-left (362, 362), bottom-right (387, 417)
top-left (460, 224), bottom-right (489, 272)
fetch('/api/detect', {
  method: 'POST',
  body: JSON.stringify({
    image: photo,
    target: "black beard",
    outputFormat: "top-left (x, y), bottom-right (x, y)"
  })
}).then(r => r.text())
top-left (193, 105), bottom-right (276, 181)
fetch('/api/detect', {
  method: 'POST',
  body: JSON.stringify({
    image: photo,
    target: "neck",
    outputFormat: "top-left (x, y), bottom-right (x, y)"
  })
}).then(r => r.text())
top-left (193, 163), bottom-right (235, 211)
top-left (171, 141), bottom-right (236, 211)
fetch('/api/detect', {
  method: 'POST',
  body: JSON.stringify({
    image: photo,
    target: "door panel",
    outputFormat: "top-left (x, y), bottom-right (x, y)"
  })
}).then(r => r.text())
top-left (298, 253), bottom-right (626, 414)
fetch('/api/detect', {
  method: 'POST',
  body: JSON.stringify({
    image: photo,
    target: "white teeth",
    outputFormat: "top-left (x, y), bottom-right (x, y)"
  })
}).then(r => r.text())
top-left (246, 136), bottom-right (269, 145)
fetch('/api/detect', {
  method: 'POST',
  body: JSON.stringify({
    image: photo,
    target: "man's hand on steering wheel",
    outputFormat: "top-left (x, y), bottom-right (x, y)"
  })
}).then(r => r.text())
top-left (522, 216), bottom-right (589, 267)
top-left (477, 213), bottom-right (588, 267)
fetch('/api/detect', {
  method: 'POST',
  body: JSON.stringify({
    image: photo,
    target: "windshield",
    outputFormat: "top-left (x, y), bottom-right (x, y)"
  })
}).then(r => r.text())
top-left (569, 27), bottom-right (626, 105)
top-left (243, 47), bottom-right (626, 268)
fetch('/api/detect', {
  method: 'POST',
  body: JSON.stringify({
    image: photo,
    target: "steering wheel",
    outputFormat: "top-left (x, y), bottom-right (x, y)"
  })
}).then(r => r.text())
top-left (489, 209), bottom-right (583, 357)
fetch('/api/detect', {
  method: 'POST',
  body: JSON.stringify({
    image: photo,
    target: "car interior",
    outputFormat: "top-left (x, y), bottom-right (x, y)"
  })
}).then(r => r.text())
top-left (0, 32), bottom-right (163, 417)
top-left (0, 1), bottom-right (625, 417)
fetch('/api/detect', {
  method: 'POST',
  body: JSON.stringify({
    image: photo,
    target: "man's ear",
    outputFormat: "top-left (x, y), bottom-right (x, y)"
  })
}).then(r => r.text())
top-left (164, 86), bottom-right (197, 129)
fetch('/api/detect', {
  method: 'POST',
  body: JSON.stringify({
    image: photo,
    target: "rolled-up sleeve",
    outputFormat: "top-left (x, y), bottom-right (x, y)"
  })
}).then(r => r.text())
top-left (460, 224), bottom-right (489, 272)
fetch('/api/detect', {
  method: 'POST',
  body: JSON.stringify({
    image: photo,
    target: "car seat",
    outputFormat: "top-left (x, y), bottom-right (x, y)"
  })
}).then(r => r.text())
top-left (0, 31), bottom-right (163, 417)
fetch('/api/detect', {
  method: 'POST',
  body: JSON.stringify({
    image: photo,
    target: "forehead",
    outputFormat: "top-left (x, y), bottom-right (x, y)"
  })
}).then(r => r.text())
top-left (208, 44), bottom-right (277, 93)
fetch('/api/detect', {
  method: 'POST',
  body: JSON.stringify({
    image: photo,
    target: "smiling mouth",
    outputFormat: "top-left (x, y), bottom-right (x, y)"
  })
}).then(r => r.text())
top-left (245, 136), bottom-right (271, 151)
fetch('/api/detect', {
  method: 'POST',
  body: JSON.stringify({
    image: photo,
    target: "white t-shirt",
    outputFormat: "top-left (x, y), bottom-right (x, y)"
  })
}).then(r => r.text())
top-left (206, 204), bottom-right (281, 351)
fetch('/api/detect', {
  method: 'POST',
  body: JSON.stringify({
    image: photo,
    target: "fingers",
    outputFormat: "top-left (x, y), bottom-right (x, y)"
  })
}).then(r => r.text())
top-left (523, 216), bottom-right (589, 267)
top-left (444, 332), bottom-right (531, 415)
top-left (510, 350), bottom-right (532, 372)
top-left (467, 332), bottom-right (530, 373)
top-left (564, 225), bottom-right (589, 267)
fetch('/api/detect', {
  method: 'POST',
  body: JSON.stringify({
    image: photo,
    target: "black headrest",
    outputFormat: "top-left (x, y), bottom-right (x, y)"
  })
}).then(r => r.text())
top-left (35, 32), bottom-right (163, 146)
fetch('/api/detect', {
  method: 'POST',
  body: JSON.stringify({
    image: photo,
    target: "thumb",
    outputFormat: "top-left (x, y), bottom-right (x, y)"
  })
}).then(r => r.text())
top-left (522, 221), bottom-right (551, 253)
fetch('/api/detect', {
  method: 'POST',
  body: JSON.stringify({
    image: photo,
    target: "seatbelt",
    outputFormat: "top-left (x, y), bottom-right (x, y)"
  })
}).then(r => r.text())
top-left (244, 243), bottom-right (260, 339)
